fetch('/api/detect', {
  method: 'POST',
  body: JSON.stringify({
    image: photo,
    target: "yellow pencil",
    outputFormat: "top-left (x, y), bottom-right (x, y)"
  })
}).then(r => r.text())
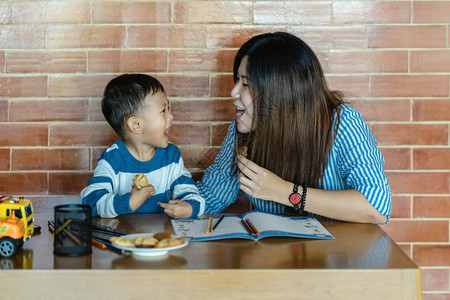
top-left (206, 217), bottom-right (213, 234)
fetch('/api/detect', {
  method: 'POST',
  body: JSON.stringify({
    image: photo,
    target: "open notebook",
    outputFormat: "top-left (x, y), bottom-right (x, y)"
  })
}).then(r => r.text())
top-left (171, 211), bottom-right (334, 241)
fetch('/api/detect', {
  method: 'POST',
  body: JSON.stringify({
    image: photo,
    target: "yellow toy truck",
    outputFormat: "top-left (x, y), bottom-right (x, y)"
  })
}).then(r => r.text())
top-left (0, 196), bottom-right (34, 258)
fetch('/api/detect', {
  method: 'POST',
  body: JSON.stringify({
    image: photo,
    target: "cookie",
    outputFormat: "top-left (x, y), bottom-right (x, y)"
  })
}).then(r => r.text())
top-left (153, 231), bottom-right (171, 241)
top-left (155, 238), bottom-right (171, 248)
top-left (133, 236), bottom-right (158, 248)
top-left (237, 146), bottom-right (248, 158)
top-left (133, 173), bottom-right (149, 190)
top-left (110, 236), bottom-right (134, 248)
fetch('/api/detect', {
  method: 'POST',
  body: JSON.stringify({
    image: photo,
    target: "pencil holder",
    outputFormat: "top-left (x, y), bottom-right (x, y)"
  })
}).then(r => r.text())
top-left (53, 204), bottom-right (92, 256)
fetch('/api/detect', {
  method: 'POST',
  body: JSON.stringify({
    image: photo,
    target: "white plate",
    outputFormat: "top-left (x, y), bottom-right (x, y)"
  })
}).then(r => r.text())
top-left (113, 233), bottom-right (188, 258)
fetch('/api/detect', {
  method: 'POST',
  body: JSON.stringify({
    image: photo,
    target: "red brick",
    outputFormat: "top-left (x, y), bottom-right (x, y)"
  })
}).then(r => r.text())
top-left (0, 124), bottom-right (48, 147)
top-left (92, 148), bottom-right (107, 170)
top-left (290, 26), bottom-right (367, 49)
top-left (12, 148), bottom-right (89, 171)
top-left (88, 50), bottom-right (167, 73)
top-left (0, 100), bottom-right (7, 121)
top-left (206, 26), bottom-right (285, 48)
top-left (0, 76), bottom-right (47, 97)
top-left (50, 123), bottom-right (118, 147)
top-left (179, 147), bottom-right (220, 169)
top-left (254, 2), bottom-right (330, 24)
top-left (49, 172), bottom-right (92, 195)
top-left (390, 196), bottom-right (411, 218)
top-left (397, 244), bottom-right (411, 259)
top-left (386, 172), bottom-right (449, 194)
top-left (7, 51), bottom-right (86, 73)
top-left (372, 75), bottom-right (449, 98)
top-left (211, 74), bottom-right (234, 98)
top-left (372, 124), bottom-right (448, 146)
top-left (414, 1), bottom-right (450, 23)
top-left (212, 123), bottom-right (231, 146)
top-left (128, 25), bottom-right (206, 48)
top-left (383, 220), bottom-right (448, 243)
top-left (379, 147), bottom-right (411, 170)
top-left (170, 124), bottom-right (210, 146)
top-left (172, 99), bottom-right (234, 122)
top-left (414, 196), bottom-right (450, 218)
top-left (352, 99), bottom-right (410, 122)
top-left (47, 26), bottom-right (126, 48)
top-left (174, 1), bottom-right (252, 24)
top-left (334, 2), bottom-right (411, 24)
top-left (0, 2), bottom-right (9, 24)
top-left (411, 50), bottom-right (450, 73)
top-left (10, 100), bottom-right (89, 122)
top-left (12, 1), bottom-right (89, 24)
top-left (93, 2), bottom-right (171, 24)
top-left (158, 75), bottom-right (209, 97)
top-left (325, 75), bottom-right (370, 97)
top-left (329, 51), bottom-right (408, 73)
top-left (421, 269), bottom-right (449, 291)
top-left (0, 26), bottom-right (45, 49)
top-left (0, 149), bottom-right (10, 171)
top-left (169, 50), bottom-right (235, 73)
top-left (413, 99), bottom-right (450, 122)
top-left (413, 148), bottom-right (450, 170)
top-left (368, 26), bottom-right (446, 48)
top-left (0, 51), bottom-right (4, 72)
top-left (0, 172), bottom-right (47, 195)
top-left (48, 75), bottom-right (114, 98)
top-left (414, 245), bottom-right (450, 266)
top-left (89, 99), bottom-right (105, 122)
top-left (422, 293), bottom-right (450, 300)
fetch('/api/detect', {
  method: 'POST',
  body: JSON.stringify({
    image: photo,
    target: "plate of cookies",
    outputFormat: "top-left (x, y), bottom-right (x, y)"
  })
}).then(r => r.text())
top-left (110, 232), bottom-right (188, 257)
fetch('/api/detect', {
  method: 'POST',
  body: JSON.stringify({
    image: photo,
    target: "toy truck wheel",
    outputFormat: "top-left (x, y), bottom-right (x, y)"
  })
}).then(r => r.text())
top-left (0, 238), bottom-right (17, 258)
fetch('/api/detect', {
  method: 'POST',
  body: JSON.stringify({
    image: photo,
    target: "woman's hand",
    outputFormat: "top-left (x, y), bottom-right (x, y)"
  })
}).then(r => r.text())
top-left (237, 155), bottom-right (290, 204)
top-left (158, 200), bottom-right (192, 219)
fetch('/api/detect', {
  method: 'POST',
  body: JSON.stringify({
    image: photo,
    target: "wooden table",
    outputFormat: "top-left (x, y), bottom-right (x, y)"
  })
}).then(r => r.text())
top-left (0, 213), bottom-right (422, 299)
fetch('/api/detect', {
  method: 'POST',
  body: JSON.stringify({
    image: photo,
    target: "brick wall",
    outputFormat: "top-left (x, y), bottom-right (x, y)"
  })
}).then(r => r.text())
top-left (0, 1), bottom-right (449, 297)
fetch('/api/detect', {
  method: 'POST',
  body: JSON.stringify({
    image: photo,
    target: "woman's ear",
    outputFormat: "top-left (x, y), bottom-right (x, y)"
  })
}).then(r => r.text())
top-left (126, 116), bottom-right (143, 134)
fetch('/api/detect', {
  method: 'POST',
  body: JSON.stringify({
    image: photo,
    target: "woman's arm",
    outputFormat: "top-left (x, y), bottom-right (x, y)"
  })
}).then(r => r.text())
top-left (195, 122), bottom-right (241, 213)
top-left (237, 156), bottom-right (387, 224)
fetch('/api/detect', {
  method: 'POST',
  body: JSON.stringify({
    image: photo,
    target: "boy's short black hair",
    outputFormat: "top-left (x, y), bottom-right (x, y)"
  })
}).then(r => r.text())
top-left (102, 74), bottom-right (165, 137)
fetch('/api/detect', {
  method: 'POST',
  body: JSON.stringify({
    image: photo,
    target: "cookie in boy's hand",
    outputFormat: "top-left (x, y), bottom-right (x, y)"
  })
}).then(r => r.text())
top-left (237, 146), bottom-right (248, 158)
top-left (133, 173), bottom-right (149, 190)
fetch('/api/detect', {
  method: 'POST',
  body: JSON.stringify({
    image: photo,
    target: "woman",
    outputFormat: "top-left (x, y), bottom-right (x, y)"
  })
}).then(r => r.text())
top-left (169, 32), bottom-right (391, 224)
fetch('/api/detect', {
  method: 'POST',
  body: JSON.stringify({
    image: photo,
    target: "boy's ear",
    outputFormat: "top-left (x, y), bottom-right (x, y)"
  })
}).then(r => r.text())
top-left (126, 116), bottom-right (143, 134)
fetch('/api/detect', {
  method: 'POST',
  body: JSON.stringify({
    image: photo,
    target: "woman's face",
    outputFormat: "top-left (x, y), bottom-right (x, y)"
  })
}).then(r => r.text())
top-left (231, 56), bottom-right (254, 133)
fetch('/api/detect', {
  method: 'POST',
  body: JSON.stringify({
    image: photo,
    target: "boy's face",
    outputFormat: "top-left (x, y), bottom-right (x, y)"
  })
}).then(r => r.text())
top-left (138, 91), bottom-right (173, 148)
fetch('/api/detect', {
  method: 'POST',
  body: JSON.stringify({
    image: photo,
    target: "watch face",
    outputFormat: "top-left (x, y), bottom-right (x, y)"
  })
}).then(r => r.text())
top-left (289, 193), bottom-right (301, 205)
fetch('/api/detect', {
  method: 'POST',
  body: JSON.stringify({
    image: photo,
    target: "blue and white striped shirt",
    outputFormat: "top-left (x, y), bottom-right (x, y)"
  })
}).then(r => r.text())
top-left (81, 140), bottom-right (205, 218)
top-left (196, 104), bottom-right (391, 220)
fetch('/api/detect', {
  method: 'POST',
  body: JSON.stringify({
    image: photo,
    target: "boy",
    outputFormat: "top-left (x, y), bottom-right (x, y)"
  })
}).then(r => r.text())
top-left (81, 74), bottom-right (205, 218)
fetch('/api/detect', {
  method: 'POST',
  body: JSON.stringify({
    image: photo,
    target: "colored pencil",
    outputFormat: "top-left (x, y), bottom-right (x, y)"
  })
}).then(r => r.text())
top-left (212, 215), bottom-right (225, 231)
top-left (206, 217), bottom-right (213, 234)
top-left (241, 219), bottom-right (254, 235)
top-left (245, 218), bottom-right (260, 237)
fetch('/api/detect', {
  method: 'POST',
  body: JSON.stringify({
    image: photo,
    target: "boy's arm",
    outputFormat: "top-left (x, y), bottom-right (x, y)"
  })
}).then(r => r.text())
top-left (81, 160), bottom-right (134, 218)
top-left (169, 156), bottom-right (205, 217)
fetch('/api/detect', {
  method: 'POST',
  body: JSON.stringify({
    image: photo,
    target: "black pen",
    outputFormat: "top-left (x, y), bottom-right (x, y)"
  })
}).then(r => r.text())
top-left (212, 215), bottom-right (225, 231)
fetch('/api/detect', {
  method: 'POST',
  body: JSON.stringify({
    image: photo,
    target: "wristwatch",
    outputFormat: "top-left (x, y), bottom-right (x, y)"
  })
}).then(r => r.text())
top-left (289, 183), bottom-right (301, 212)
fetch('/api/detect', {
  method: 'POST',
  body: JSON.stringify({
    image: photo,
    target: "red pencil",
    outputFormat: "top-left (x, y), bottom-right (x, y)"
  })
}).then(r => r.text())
top-left (245, 218), bottom-right (260, 237)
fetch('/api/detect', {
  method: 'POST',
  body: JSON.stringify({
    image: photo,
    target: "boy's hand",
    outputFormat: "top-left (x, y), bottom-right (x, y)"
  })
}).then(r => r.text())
top-left (129, 185), bottom-right (155, 211)
top-left (158, 200), bottom-right (192, 219)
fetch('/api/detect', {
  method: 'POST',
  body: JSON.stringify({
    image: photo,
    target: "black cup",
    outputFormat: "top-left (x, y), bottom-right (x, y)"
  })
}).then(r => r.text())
top-left (53, 204), bottom-right (92, 256)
